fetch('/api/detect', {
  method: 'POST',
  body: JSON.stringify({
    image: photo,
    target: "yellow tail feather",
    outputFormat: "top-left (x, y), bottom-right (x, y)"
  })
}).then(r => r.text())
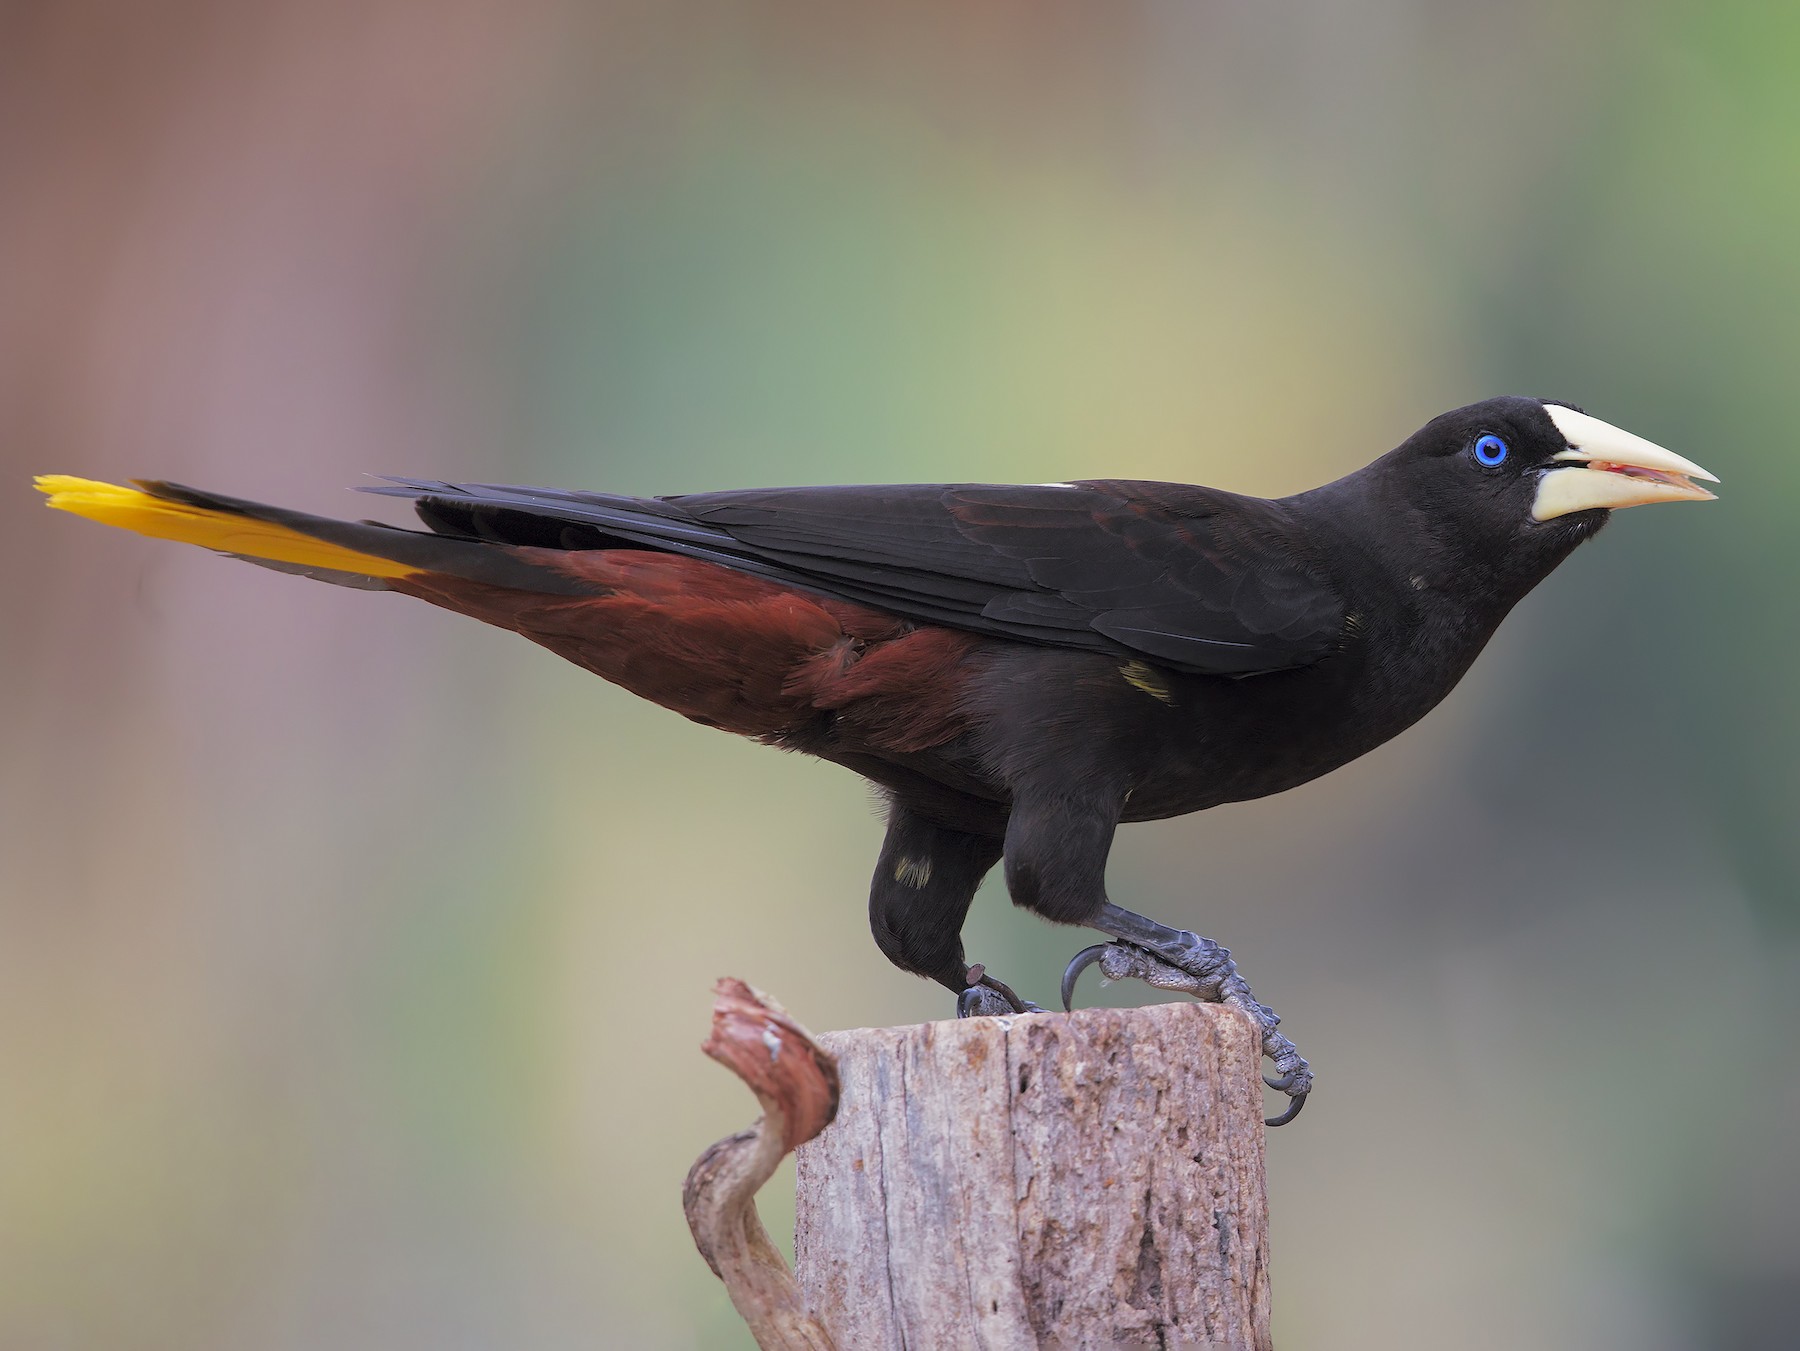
top-left (34, 476), bottom-right (418, 580)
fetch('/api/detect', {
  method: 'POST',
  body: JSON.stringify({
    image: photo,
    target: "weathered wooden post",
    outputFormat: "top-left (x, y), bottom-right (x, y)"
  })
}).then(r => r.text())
top-left (687, 984), bottom-right (1273, 1351)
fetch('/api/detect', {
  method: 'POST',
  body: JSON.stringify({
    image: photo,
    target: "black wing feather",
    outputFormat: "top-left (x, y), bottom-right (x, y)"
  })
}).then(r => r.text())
top-left (360, 478), bottom-right (1344, 677)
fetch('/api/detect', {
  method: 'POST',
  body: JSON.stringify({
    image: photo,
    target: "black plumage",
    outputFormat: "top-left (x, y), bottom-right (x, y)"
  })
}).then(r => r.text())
top-left (42, 394), bottom-right (1719, 1122)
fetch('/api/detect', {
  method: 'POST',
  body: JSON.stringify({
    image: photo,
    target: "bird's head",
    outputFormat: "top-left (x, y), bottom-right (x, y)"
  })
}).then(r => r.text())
top-left (1352, 395), bottom-right (1719, 603)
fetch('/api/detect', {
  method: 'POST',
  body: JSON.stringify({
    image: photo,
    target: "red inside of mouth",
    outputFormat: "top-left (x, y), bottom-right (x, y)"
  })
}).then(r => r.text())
top-left (1588, 460), bottom-right (1688, 488)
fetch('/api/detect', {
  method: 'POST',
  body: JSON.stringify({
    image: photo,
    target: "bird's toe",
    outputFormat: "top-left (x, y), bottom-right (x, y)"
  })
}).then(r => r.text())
top-left (955, 984), bottom-right (1017, 1019)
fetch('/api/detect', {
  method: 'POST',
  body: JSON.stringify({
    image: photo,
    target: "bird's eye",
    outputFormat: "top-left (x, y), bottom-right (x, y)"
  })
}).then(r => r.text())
top-left (1471, 434), bottom-right (1509, 468)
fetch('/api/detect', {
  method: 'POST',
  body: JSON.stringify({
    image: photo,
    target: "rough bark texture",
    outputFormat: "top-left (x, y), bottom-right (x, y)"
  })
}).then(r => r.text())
top-left (794, 1002), bottom-right (1271, 1351)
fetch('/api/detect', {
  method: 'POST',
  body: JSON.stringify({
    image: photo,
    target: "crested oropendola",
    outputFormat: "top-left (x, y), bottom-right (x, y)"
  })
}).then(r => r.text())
top-left (37, 396), bottom-right (1718, 1124)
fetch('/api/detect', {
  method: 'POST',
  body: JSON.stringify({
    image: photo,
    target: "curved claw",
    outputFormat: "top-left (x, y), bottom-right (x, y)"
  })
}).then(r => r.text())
top-left (1264, 1092), bottom-right (1307, 1128)
top-left (1060, 944), bottom-right (1113, 1012)
top-left (955, 986), bottom-right (985, 1019)
top-left (1263, 1072), bottom-right (1299, 1092)
top-left (977, 971), bottom-right (1035, 1015)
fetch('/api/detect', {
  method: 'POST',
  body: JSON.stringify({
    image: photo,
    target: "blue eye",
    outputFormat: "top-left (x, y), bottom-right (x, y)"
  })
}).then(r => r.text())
top-left (1472, 433), bottom-right (1509, 467)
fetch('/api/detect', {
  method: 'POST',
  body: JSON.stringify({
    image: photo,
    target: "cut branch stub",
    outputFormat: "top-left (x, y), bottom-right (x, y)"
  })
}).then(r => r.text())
top-left (683, 978), bottom-right (841, 1351)
top-left (700, 977), bottom-right (840, 1152)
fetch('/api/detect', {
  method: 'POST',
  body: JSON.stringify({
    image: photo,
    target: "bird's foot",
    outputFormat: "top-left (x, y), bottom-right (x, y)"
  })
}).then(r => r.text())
top-left (1060, 909), bottom-right (1311, 1126)
top-left (955, 963), bottom-right (1044, 1019)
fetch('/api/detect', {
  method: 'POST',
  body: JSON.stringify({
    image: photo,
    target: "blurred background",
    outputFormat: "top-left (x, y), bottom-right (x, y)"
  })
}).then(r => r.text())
top-left (3, 2), bottom-right (1797, 1347)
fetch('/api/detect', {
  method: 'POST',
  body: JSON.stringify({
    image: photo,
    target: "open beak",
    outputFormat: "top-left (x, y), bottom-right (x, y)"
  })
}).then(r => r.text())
top-left (1533, 404), bottom-right (1719, 521)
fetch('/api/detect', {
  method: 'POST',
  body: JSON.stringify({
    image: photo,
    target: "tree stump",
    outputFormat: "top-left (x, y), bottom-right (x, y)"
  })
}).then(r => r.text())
top-left (793, 1001), bottom-right (1272, 1351)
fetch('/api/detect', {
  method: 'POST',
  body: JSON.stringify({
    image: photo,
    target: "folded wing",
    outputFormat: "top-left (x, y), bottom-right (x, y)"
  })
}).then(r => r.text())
top-left (363, 478), bottom-right (1345, 677)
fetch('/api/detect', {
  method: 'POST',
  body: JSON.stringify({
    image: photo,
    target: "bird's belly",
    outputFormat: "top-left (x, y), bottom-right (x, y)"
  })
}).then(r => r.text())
top-left (828, 635), bottom-right (1477, 830)
top-left (1118, 662), bottom-right (1460, 822)
top-left (1119, 739), bottom-right (1365, 822)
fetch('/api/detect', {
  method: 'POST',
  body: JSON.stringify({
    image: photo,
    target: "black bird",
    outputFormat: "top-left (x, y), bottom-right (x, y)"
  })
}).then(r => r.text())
top-left (38, 396), bottom-right (1718, 1123)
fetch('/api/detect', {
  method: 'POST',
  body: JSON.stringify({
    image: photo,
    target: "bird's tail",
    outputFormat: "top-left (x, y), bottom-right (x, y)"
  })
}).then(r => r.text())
top-left (33, 475), bottom-right (585, 594)
top-left (34, 474), bottom-right (973, 745)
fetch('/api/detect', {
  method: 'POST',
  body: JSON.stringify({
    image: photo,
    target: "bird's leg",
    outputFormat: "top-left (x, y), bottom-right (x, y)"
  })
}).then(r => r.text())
top-left (1061, 902), bottom-right (1312, 1126)
top-left (868, 804), bottom-right (1043, 1019)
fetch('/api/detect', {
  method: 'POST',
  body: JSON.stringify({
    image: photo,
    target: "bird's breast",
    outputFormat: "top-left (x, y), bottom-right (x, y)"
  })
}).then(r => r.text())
top-left (1116, 598), bottom-right (1501, 818)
